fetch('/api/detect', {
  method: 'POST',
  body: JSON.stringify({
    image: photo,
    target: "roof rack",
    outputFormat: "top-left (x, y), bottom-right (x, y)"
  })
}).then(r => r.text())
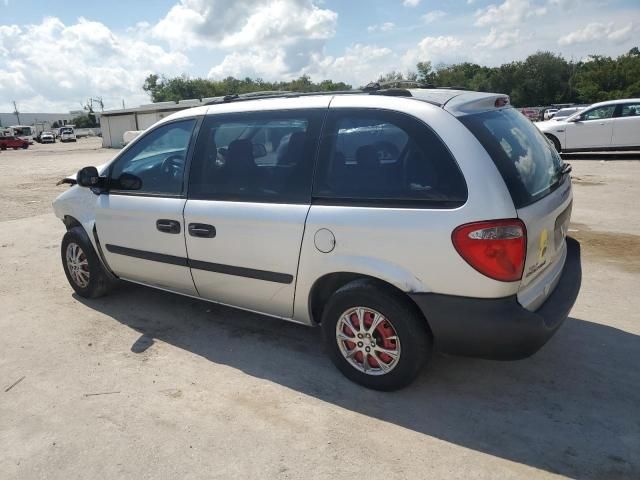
top-left (364, 81), bottom-right (436, 91)
top-left (204, 88), bottom-right (417, 105)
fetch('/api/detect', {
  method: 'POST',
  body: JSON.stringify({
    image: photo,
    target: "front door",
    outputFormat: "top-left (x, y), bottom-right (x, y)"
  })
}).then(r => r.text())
top-left (96, 118), bottom-right (199, 295)
top-left (184, 109), bottom-right (325, 317)
top-left (565, 105), bottom-right (615, 149)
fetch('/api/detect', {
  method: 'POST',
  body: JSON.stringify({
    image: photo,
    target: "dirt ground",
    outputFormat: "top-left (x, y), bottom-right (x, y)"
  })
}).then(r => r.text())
top-left (0, 139), bottom-right (639, 479)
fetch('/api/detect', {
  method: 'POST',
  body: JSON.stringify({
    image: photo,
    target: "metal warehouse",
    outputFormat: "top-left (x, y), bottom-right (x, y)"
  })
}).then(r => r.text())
top-left (99, 98), bottom-right (215, 148)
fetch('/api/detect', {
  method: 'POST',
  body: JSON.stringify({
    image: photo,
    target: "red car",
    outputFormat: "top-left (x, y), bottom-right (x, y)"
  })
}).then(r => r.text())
top-left (0, 136), bottom-right (29, 150)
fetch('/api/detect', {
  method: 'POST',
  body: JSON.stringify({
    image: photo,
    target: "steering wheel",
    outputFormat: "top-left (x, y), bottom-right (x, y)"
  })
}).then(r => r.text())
top-left (161, 154), bottom-right (184, 178)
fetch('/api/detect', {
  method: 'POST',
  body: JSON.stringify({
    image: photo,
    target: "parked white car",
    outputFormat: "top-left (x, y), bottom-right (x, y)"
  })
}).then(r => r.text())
top-left (53, 88), bottom-right (581, 390)
top-left (59, 127), bottom-right (77, 142)
top-left (40, 131), bottom-right (55, 144)
top-left (536, 98), bottom-right (640, 152)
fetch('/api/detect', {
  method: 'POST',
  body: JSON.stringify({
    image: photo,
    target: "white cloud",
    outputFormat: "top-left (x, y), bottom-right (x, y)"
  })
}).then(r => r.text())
top-left (475, 0), bottom-right (547, 27)
top-left (402, 35), bottom-right (464, 68)
top-left (403, 0), bottom-right (421, 7)
top-left (152, 0), bottom-right (337, 50)
top-left (422, 10), bottom-right (447, 24)
top-left (477, 28), bottom-right (522, 49)
top-left (367, 22), bottom-right (395, 33)
top-left (209, 43), bottom-right (395, 87)
top-left (0, 17), bottom-right (188, 112)
top-left (558, 22), bottom-right (634, 45)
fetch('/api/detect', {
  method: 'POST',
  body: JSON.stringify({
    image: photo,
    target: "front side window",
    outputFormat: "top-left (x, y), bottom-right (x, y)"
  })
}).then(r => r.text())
top-left (620, 103), bottom-right (640, 117)
top-left (581, 106), bottom-right (615, 121)
top-left (189, 111), bottom-right (322, 203)
top-left (314, 109), bottom-right (467, 206)
top-left (110, 119), bottom-right (196, 195)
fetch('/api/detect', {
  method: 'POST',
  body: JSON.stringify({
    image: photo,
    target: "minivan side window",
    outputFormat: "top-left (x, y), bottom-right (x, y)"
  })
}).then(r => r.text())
top-left (313, 109), bottom-right (467, 206)
top-left (109, 119), bottom-right (196, 195)
top-left (189, 110), bottom-right (323, 203)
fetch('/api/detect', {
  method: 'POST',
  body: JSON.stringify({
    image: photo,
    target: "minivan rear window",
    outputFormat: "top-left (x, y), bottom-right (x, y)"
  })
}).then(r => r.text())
top-left (460, 108), bottom-right (564, 208)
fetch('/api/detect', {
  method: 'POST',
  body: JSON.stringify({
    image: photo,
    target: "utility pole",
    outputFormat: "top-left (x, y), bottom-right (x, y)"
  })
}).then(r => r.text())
top-left (90, 96), bottom-right (104, 112)
top-left (122, 99), bottom-right (125, 109)
top-left (12, 101), bottom-right (21, 124)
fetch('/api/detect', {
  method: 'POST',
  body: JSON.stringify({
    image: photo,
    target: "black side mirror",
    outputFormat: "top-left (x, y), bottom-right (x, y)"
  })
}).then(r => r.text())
top-left (77, 166), bottom-right (100, 187)
top-left (117, 173), bottom-right (142, 190)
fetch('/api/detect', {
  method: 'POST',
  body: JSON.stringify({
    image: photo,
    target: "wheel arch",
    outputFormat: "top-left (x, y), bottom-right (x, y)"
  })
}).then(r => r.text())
top-left (544, 133), bottom-right (562, 152)
top-left (307, 272), bottom-right (433, 336)
top-left (63, 215), bottom-right (83, 231)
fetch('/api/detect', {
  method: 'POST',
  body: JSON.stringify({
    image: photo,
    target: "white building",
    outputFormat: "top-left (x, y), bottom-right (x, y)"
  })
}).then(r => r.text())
top-left (99, 98), bottom-right (216, 148)
top-left (0, 112), bottom-right (75, 129)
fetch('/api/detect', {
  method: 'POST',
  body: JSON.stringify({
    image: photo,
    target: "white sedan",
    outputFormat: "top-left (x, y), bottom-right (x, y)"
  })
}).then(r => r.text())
top-left (536, 98), bottom-right (640, 152)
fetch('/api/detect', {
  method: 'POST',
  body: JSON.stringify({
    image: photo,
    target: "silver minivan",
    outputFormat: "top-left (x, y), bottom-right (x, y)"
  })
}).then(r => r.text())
top-left (53, 88), bottom-right (582, 390)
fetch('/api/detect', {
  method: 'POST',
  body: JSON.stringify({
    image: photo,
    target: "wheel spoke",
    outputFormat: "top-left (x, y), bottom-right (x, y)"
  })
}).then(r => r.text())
top-left (373, 352), bottom-right (391, 372)
top-left (361, 352), bottom-right (369, 372)
top-left (374, 346), bottom-right (399, 360)
top-left (367, 312), bottom-right (385, 333)
top-left (337, 332), bottom-right (356, 343)
top-left (355, 308), bottom-right (365, 332)
top-left (339, 315), bottom-right (359, 337)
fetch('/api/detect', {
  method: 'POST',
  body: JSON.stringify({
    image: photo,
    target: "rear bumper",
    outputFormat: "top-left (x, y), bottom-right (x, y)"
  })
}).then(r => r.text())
top-left (409, 237), bottom-right (581, 360)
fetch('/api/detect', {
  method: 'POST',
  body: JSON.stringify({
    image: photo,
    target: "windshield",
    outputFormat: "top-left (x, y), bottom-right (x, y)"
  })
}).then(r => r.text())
top-left (460, 108), bottom-right (564, 208)
top-left (13, 127), bottom-right (32, 136)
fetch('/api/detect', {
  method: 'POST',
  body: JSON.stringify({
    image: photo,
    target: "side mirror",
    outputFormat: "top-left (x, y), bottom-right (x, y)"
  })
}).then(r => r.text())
top-left (77, 166), bottom-right (100, 187)
top-left (116, 173), bottom-right (142, 190)
top-left (568, 116), bottom-right (581, 123)
top-left (252, 143), bottom-right (267, 158)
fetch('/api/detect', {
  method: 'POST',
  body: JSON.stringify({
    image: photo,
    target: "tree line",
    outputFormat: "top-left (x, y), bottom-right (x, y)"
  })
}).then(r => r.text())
top-left (143, 47), bottom-right (639, 107)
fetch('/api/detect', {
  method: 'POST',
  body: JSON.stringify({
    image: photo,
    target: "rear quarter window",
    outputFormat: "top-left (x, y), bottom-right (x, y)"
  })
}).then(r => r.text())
top-left (314, 109), bottom-right (467, 207)
top-left (460, 108), bottom-right (564, 208)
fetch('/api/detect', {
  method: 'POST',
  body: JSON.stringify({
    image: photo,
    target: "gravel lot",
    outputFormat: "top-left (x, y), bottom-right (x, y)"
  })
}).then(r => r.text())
top-left (1, 138), bottom-right (639, 479)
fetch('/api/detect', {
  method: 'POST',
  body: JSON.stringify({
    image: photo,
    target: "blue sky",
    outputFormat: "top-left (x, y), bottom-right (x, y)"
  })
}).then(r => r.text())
top-left (1, 0), bottom-right (639, 112)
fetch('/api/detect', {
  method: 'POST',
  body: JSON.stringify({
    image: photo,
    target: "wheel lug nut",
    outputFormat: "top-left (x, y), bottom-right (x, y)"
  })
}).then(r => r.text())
top-left (357, 342), bottom-right (363, 347)
top-left (365, 347), bottom-right (371, 352)
top-left (357, 333), bottom-right (363, 339)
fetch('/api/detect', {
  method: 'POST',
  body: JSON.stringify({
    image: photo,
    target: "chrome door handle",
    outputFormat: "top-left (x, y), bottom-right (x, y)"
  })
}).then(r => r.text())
top-left (188, 223), bottom-right (216, 238)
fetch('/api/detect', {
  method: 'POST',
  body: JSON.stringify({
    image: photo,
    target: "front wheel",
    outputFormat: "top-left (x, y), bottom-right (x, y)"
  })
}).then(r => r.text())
top-left (61, 227), bottom-right (116, 298)
top-left (321, 280), bottom-right (431, 391)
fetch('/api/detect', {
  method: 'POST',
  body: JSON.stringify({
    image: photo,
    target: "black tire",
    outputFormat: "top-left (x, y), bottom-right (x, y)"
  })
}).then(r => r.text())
top-left (546, 134), bottom-right (561, 153)
top-left (22, 144), bottom-right (28, 149)
top-left (61, 226), bottom-right (116, 298)
top-left (321, 279), bottom-right (431, 391)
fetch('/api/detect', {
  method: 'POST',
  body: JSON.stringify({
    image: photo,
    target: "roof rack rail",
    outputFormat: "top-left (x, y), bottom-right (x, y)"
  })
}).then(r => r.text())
top-left (203, 86), bottom-right (434, 106)
top-left (364, 81), bottom-right (435, 91)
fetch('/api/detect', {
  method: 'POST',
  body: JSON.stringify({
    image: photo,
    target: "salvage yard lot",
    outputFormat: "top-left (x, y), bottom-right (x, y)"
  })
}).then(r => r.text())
top-left (1, 138), bottom-right (639, 479)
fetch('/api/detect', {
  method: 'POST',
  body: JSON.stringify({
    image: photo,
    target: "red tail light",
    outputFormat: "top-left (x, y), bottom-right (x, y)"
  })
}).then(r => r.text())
top-left (452, 219), bottom-right (526, 282)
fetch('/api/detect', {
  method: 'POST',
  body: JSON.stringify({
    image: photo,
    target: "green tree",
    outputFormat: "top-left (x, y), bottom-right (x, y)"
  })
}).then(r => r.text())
top-left (142, 74), bottom-right (351, 103)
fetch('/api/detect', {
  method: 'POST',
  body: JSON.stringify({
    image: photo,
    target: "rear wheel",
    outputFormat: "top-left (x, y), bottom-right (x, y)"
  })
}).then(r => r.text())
top-left (61, 227), bottom-right (116, 298)
top-left (321, 280), bottom-right (431, 390)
